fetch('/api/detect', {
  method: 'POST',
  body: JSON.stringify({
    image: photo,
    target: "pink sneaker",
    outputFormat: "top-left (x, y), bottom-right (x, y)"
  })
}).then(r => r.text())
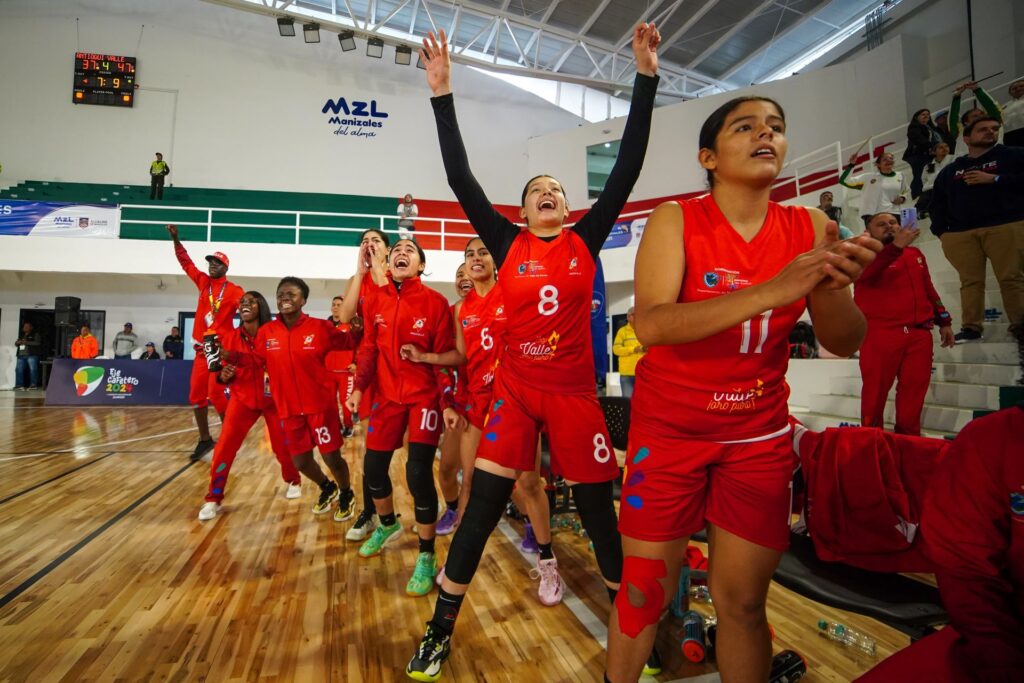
top-left (435, 564), bottom-right (446, 587)
top-left (531, 557), bottom-right (564, 606)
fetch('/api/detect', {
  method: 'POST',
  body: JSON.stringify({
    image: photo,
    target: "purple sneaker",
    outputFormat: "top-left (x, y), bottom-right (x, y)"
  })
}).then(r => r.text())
top-left (520, 521), bottom-right (539, 554)
top-left (436, 507), bottom-right (459, 536)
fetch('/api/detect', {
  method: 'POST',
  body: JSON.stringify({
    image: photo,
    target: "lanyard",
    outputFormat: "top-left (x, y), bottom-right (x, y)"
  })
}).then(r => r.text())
top-left (208, 281), bottom-right (228, 315)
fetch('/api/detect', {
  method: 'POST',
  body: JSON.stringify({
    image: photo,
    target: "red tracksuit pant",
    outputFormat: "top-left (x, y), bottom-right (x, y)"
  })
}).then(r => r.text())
top-left (205, 400), bottom-right (300, 503)
top-left (859, 325), bottom-right (933, 436)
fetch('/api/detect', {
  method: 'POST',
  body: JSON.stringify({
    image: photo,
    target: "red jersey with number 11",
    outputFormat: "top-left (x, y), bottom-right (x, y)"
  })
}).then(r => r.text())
top-left (498, 230), bottom-right (595, 394)
top-left (459, 284), bottom-right (506, 394)
top-left (633, 196), bottom-right (816, 442)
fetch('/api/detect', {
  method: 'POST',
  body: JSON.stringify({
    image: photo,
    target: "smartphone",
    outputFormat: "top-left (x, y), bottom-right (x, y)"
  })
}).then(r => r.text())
top-left (900, 207), bottom-right (918, 231)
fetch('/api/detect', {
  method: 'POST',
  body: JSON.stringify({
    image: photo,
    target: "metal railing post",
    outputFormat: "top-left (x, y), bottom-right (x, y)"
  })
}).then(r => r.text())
top-left (207, 209), bottom-right (212, 241)
top-left (295, 212), bottom-right (301, 245)
top-left (440, 220), bottom-right (445, 250)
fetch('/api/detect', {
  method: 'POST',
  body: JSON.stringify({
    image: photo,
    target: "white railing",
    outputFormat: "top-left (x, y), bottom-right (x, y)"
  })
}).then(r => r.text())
top-left (118, 203), bottom-right (478, 250)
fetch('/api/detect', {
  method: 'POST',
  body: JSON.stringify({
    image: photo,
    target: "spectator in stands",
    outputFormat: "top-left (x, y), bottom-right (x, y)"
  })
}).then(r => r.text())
top-left (930, 117), bottom-right (1024, 343)
top-left (113, 323), bottom-right (138, 359)
top-left (903, 109), bottom-right (942, 198)
top-left (916, 141), bottom-right (953, 219)
top-left (612, 307), bottom-right (645, 398)
top-left (149, 152), bottom-right (170, 200)
top-left (815, 191), bottom-right (854, 238)
top-left (14, 321), bottom-right (42, 390)
top-left (840, 151), bottom-right (908, 226)
top-left (163, 326), bottom-right (184, 359)
top-left (140, 342), bottom-right (161, 360)
top-left (1003, 78), bottom-right (1024, 148)
top-left (71, 324), bottom-right (99, 359)
top-left (949, 82), bottom-right (1002, 145)
top-left (854, 212), bottom-right (954, 435)
top-left (396, 193), bottom-right (418, 239)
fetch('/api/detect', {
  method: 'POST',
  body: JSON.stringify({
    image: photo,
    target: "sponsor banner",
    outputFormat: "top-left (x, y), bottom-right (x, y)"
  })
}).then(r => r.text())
top-left (45, 359), bottom-right (192, 405)
top-left (321, 96), bottom-right (390, 140)
top-left (0, 200), bottom-right (119, 238)
top-left (602, 216), bottom-right (647, 249)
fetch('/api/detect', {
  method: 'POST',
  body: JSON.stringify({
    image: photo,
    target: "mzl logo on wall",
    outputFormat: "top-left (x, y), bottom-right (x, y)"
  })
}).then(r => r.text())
top-left (322, 97), bottom-right (389, 140)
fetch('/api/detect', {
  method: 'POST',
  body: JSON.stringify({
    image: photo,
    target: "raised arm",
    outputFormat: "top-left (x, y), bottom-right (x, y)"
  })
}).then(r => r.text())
top-left (573, 24), bottom-right (661, 259)
top-left (167, 224), bottom-right (204, 287)
top-left (422, 30), bottom-right (518, 265)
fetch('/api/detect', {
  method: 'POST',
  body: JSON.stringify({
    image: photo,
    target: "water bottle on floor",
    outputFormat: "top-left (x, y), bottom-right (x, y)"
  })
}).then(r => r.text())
top-left (816, 619), bottom-right (876, 656)
top-left (669, 564), bottom-right (690, 618)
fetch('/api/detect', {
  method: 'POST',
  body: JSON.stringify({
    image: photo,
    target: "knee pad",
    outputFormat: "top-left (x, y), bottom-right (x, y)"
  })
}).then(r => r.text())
top-left (363, 448), bottom-right (394, 500)
top-left (443, 470), bottom-right (516, 584)
top-left (571, 481), bottom-right (623, 583)
top-left (406, 443), bottom-right (439, 525)
top-left (614, 556), bottom-right (668, 638)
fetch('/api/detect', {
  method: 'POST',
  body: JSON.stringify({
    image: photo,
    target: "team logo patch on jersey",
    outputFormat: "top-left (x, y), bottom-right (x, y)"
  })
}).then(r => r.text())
top-left (701, 268), bottom-right (750, 293)
top-left (706, 379), bottom-right (766, 413)
top-left (266, 338), bottom-right (281, 350)
top-left (1011, 492), bottom-right (1024, 518)
top-left (703, 272), bottom-right (720, 288)
top-left (516, 260), bottom-right (546, 277)
top-left (461, 314), bottom-right (480, 329)
top-left (569, 257), bottom-right (578, 271)
top-left (304, 334), bottom-right (315, 345)
top-left (517, 331), bottom-right (560, 361)
top-left (413, 318), bottom-right (426, 329)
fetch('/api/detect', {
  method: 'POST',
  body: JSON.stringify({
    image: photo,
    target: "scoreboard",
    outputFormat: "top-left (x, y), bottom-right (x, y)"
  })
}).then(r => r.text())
top-left (73, 53), bottom-right (136, 107)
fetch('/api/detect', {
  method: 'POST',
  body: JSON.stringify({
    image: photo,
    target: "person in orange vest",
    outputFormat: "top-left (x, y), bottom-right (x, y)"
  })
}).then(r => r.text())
top-left (71, 324), bottom-right (99, 359)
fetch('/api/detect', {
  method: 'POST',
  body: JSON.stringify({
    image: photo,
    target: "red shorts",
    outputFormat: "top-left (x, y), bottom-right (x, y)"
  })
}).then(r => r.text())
top-left (618, 426), bottom-right (795, 552)
top-left (280, 409), bottom-right (343, 457)
top-left (464, 387), bottom-right (492, 430)
top-left (367, 398), bottom-right (443, 451)
top-left (474, 369), bottom-right (617, 484)
top-left (189, 356), bottom-right (228, 413)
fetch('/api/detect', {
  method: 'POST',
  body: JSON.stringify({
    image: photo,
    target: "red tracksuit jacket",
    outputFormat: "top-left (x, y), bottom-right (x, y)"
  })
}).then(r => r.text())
top-left (854, 244), bottom-right (951, 329)
top-left (921, 406), bottom-right (1024, 681)
top-left (354, 276), bottom-right (455, 406)
top-left (218, 326), bottom-right (272, 412)
top-left (249, 315), bottom-right (359, 418)
top-left (175, 244), bottom-right (244, 344)
top-left (797, 426), bottom-right (950, 572)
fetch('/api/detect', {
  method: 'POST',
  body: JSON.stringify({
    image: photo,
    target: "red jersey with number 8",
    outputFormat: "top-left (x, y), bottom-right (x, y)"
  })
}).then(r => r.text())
top-left (633, 196), bottom-right (816, 442)
top-left (459, 284), bottom-right (506, 394)
top-left (497, 230), bottom-right (595, 394)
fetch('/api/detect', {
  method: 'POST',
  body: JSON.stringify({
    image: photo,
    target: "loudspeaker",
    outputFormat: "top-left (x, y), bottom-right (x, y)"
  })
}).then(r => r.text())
top-left (55, 296), bottom-right (81, 327)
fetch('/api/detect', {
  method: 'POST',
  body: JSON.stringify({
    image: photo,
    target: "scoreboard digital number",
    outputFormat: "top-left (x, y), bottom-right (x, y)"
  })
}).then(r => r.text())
top-left (73, 53), bottom-right (136, 107)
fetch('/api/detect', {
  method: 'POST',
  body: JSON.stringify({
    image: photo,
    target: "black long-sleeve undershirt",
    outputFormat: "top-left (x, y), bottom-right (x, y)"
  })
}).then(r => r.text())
top-left (430, 73), bottom-right (659, 266)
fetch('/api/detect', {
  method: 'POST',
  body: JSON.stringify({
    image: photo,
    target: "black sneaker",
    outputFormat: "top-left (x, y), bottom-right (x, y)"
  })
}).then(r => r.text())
top-left (406, 623), bottom-right (451, 681)
top-left (342, 426), bottom-right (354, 438)
top-left (333, 486), bottom-right (356, 522)
top-left (189, 439), bottom-right (216, 462)
top-left (642, 645), bottom-right (663, 675)
top-left (312, 480), bottom-right (339, 515)
top-left (953, 329), bottom-right (983, 344)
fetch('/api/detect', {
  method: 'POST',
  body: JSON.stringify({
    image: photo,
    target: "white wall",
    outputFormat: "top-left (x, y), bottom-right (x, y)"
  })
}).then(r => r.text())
top-left (0, 0), bottom-right (582, 206)
top-left (527, 39), bottom-right (911, 214)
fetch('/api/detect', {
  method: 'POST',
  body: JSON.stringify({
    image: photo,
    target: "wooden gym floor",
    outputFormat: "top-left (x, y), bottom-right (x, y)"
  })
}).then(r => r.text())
top-left (0, 391), bottom-right (916, 682)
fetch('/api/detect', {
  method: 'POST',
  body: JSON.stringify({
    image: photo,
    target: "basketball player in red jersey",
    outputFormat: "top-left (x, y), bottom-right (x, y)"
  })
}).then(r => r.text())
top-left (407, 24), bottom-right (660, 681)
top-left (406, 237), bottom-right (564, 606)
top-left (434, 264), bottom-right (473, 536)
top-left (235, 277), bottom-right (361, 520)
top-left (197, 291), bottom-right (301, 521)
top-left (336, 229), bottom-right (391, 542)
top-left (326, 295), bottom-right (357, 437)
top-left (167, 224), bottom-right (243, 461)
top-left (346, 239), bottom-right (455, 597)
top-left (604, 98), bottom-right (883, 683)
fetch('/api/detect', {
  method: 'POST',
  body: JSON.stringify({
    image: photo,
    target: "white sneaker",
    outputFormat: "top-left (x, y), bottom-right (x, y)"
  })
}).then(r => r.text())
top-left (285, 482), bottom-right (302, 499)
top-left (346, 509), bottom-right (378, 541)
top-left (530, 557), bottom-right (565, 606)
top-left (198, 502), bottom-right (220, 521)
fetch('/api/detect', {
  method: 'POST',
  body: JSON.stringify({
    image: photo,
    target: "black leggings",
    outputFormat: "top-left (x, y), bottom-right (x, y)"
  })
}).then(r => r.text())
top-left (363, 442), bottom-right (439, 525)
top-left (444, 469), bottom-right (623, 586)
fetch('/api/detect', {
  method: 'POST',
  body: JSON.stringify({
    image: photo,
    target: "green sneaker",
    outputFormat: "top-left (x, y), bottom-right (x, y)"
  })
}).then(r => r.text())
top-left (406, 552), bottom-right (438, 597)
top-left (358, 521), bottom-right (402, 558)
